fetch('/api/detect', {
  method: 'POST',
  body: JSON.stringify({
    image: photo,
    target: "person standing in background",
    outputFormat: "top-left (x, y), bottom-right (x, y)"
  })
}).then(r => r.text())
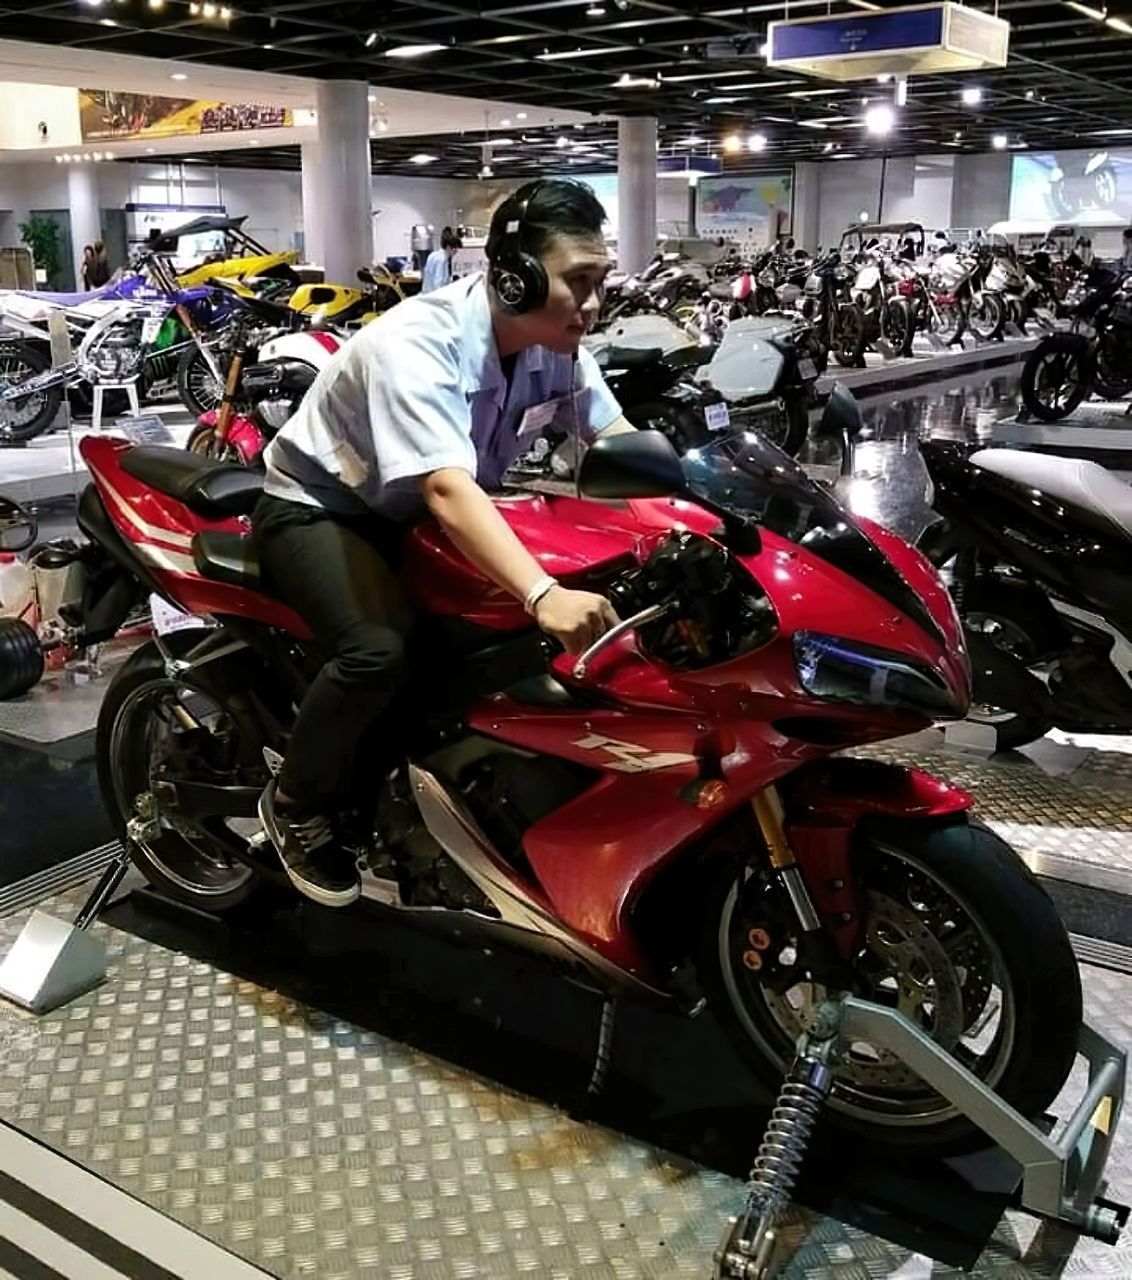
top-left (89, 240), bottom-right (111, 288)
top-left (80, 244), bottom-right (96, 290)
top-left (421, 227), bottom-right (462, 293)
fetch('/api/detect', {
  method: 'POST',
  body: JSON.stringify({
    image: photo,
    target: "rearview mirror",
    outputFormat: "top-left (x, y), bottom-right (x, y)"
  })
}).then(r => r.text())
top-left (816, 382), bottom-right (863, 442)
top-left (578, 430), bottom-right (686, 501)
top-left (0, 497), bottom-right (37, 553)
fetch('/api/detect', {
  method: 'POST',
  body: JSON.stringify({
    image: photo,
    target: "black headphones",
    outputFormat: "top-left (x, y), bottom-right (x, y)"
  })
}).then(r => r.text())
top-left (487, 181), bottom-right (549, 315)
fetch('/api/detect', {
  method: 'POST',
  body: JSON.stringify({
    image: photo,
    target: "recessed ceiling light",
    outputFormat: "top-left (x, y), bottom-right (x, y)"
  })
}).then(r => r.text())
top-left (517, 112), bottom-right (528, 120)
top-left (961, 86), bottom-right (982, 105)
top-left (365, 31), bottom-right (379, 47)
top-left (586, 3), bottom-right (606, 14)
top-left (1107, 14), bottom-right (1132, 32)
top-left (614, 71), bottom-right (660, 88)
top-left (99, 16), bottom-right (117, 24)
top-left (1025, 88), bottom-right (1035, 99)
top-left (148, 0), bottom-right (165, 9)
top-left (865, 103), bottom-right (895, 135)
top-left (170, 72), bottom-right (187, 80)
top-left (410, 153), bottom-right (438, 164)
top-left (386, 43), bottom-right (445, 58)
top-left (146, 146), bottom-right (155, 153)
top-left (723, 134), bottom-right (742, 153)
top-left (705, 96), bottom-right (744, 105)
top-left (500, 118), bottom-right (511, 126)
top-left (992, 133), bottom-right (1008, 148)
top-left (556, 135), bottom-right (569, 148)
top-left (748, 132), bottom-right (768, 151)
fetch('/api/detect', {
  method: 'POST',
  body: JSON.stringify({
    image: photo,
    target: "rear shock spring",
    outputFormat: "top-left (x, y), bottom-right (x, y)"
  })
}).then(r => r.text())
top-left (745, 1060), bottom-right (831, 1224)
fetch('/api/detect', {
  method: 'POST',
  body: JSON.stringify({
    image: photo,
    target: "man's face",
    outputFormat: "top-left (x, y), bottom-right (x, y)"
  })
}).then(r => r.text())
top-left (526, 232), bottom-right (611, 354)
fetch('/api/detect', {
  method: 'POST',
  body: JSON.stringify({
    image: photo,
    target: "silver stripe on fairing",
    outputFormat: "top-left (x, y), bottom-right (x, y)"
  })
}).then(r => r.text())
top-left (136, 542), bottom-right (199, 575)
top-left (96, 475), bottom-right (195, 550)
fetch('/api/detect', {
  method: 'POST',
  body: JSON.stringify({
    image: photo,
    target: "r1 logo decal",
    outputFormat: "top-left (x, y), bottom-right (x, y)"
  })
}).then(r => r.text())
top-left (572, 733), bottom-right (697, 773)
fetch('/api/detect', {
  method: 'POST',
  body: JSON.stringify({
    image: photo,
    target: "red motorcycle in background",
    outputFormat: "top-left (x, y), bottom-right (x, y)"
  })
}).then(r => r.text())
top-left (78, 391), bottom-right (1081, 1154)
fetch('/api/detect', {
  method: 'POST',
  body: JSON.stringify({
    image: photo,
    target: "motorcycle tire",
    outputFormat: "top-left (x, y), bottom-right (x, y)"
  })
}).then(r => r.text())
top-left (97, 634), bottom-right (273, 913)
top-left (697, 812), bottom-right (1081, 1154)
top-left (0, 343), bottom-right (63, 445)
top-left (833, 303), bottom-right (867, 368)
top-left (187, 420), bottom-right (250, 465)
top-left (882, 297), bottom-right (915, 358)
top-left (177, 345), bottom-right (227, 418)
top-left (0, 617), bottom-right (44, 700)
top-left (969, 293), bottom-right (1006, 343)
top-left (1020, 338), bottom-right (1090, 421)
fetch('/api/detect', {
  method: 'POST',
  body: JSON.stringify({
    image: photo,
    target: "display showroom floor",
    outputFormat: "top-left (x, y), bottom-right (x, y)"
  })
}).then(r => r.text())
top-left (2, 359), bottom-right (1132, 1278)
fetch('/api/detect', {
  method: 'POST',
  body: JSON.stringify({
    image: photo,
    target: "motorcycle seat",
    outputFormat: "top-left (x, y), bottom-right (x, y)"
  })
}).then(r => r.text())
top-left (971, 449), bottom-right (1132, 536)
top-left (120, 445), bottom-right (264, 518)
top-left (192, 530), bottom-right (261, 590)
top-left (596, 346), bottom-right (663, 371)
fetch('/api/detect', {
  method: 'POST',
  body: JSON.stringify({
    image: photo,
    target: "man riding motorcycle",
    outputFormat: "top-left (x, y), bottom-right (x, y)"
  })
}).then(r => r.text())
top-left (253, 179), bottom-right (635, 908)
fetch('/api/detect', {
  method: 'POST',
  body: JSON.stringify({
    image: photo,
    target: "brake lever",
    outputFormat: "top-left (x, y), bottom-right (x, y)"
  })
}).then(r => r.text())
top-left (571, 602), bottom-right (673, 681)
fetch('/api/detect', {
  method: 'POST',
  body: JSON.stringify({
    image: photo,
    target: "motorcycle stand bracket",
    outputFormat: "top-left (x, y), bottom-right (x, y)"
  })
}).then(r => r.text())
top-left (838, 996), bottom-right (1129, 1242)
top-left (0, 846), bottom-right (130, 1015)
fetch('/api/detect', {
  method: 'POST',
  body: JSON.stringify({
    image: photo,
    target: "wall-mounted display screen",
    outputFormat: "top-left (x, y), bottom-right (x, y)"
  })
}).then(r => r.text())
top-left (1010, 150), bottom-right (1129, 223)
top-left (696, 173), bottom-right (793, 248)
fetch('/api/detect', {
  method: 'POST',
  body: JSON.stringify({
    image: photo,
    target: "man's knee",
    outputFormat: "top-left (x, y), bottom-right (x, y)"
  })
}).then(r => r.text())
top-left (331, 625), bottom-right (407, 692)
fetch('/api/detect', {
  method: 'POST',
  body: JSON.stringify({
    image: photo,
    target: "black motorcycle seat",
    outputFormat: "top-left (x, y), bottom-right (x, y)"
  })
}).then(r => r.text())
top-left (192, 530), bottom-right (261, 589)
top-left (597, 345), bottom-right (664, 371)
top-left (972, 448), bottom-right (1132, 536)
top-left (121, 446), bottom-right (264, 518)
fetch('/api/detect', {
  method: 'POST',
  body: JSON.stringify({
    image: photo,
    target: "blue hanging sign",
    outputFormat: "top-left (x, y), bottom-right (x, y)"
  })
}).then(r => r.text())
top-left (767, 3), bottom-right (1009, 81)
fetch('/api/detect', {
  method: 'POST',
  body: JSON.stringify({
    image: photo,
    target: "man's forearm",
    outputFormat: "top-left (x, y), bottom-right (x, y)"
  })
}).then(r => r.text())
top-left (421, 468), bottom-right (547, 602)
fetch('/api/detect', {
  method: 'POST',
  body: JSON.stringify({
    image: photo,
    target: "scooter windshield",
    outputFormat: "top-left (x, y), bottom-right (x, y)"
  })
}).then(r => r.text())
top-left (682, 433), bottom-right (941, 642)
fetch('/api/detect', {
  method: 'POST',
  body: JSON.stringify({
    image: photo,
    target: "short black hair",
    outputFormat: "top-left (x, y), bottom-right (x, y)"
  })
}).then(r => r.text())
top-left (486, 179), bottom-right (607, 262)
top-left (1124, 226), bottom-right (1132, 239)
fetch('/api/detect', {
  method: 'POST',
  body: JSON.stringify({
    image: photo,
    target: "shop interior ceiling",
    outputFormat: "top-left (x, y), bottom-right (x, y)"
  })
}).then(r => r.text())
top-left (1, 0), bottom-right (1130, 176)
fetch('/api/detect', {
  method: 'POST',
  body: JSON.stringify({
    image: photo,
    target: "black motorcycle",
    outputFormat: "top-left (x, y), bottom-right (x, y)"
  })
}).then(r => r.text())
top-left (918, 440), bottom-right (1132, 749)
top-left (1020, 263), bottom-right (1132, 421)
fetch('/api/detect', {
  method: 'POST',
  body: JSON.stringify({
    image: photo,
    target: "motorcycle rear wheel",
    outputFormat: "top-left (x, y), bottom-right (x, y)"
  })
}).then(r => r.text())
top-left (882, 297), bottom-right (915, 358)
top-left (0, 344), bottom-right (63, 445)
top-left (697, 815), bottom-right (1081, 1154)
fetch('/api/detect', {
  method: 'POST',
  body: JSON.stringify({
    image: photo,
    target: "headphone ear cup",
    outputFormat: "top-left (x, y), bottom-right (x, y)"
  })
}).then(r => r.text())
top-left (517, 253), bottom-right (549, 312)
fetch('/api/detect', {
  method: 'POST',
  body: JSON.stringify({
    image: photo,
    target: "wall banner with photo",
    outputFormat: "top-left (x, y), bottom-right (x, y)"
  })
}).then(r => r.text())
top-left (79, 90), bottom-right (292, 142)
top-left (696, 173), bottom-right (793, 249)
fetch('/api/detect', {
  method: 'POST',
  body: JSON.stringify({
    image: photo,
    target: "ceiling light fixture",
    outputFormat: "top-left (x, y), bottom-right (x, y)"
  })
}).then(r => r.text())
top-left (1065, 0), bottom-right (1105, 17)
top-left (748, 131), bottom-right (768, 151)
top-left (170, 72), bottom-right (187, 80)
top-left (865, 103), bottom-right (895, 135)
top-left (99, 16), bottom-right (117, 24)
top-left (704, 95), bottom-right (744, 105)
top-left (614, 71), bottom-right (660, 87)
top-left (1107, 15), bottom-right (1132, 32)
top-left (148, 0), bottom-right (165, 9)
top-left (992, 132), bottom-right (1008, 148)
top-left (386, 43), bottom-right (446, 58)
top-left (556, 134), bottom-right (570, 148)
top-left (365, 31), bottom-right (379, 47)
top-left (723, 133), bottom-right (742, 153)
top-left (539, 46), bottom-right (626, 60)
top-left (517, 112), bottom-right (528, 119)
top-left (961, 86), bottom-right (983, 105)
top-left (1025, 88), bottom-right (1035, 98)
top-left (823, 141), bottom-right (836, 152)
top-left (586, 3), bottom-right (606, 13)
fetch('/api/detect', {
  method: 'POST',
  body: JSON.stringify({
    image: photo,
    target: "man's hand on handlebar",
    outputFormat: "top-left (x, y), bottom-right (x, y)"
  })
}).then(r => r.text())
top-left (535, 586), bottom-right (619, 656)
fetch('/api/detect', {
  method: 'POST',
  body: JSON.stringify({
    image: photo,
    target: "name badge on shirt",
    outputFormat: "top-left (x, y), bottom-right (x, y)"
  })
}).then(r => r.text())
top-left (518, 396), bottom-right (570, 440)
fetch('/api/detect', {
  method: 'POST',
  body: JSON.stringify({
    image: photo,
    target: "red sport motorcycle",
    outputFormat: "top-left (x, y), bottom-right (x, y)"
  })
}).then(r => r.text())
top-left (82, 393), bottom-right (1080, 1154)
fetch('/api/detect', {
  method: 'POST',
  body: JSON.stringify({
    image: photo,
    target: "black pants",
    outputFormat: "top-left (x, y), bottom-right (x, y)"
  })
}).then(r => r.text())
top-left (252, 493), bottom-right (412, 812)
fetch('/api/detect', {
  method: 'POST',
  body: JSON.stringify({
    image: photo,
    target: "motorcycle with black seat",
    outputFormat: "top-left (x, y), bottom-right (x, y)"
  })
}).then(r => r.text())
top-left (79, 391), bottom-right (1081, 1159)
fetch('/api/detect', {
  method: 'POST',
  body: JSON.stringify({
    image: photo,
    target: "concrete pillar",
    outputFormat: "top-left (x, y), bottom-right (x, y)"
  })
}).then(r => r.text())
top-left (300, 140), bottom-right (324, 268)
top-left (617, 116), bottom-right (657, 273)
top-left (308, 80), bottom-right (372, 282)
top-left (67, 164), bottom-right (101, 286)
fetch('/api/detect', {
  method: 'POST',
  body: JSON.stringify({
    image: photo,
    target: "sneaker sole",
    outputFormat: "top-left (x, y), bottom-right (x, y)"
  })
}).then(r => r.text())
top-left (258, 789), bottom-right (360, 909)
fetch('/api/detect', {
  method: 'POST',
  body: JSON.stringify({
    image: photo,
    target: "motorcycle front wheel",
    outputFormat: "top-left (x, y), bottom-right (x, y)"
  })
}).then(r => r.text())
top-left (187, 420), bottom-right (251, 465)
top-left (833, 303), bottom-right (867, 367)
top-left (177, 345), bottom-right (232, 417)
top-left (697, 815), bottom-right (1081, 1154)
top-left (969, 293), bottom-right (1006, 342)
top-left (882, 297), bottom-right (915, 358)
top-left (1020, 340), bottom-right (1090, 421)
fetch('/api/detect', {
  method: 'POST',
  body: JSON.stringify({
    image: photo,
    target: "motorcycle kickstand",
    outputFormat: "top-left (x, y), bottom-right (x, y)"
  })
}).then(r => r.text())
top-left (714, 1000), bottom-right (843, 1280)
top-left (572, 997), bottom-right (617, 1121)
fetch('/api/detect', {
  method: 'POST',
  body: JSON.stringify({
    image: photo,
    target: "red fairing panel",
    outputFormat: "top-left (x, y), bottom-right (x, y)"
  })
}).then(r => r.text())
top-left (79, 435), bottom-right (310, 636)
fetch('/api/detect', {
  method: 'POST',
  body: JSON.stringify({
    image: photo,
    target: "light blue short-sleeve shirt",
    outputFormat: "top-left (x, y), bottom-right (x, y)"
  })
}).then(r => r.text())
top-left (262, 274), bottom-right (622, 521)
top-left (420, 248), bottom-right (451, 293)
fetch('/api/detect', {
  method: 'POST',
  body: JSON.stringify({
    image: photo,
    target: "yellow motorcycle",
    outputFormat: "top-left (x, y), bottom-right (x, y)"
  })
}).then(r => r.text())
top-left (287, 265), bottom-right (409, 329)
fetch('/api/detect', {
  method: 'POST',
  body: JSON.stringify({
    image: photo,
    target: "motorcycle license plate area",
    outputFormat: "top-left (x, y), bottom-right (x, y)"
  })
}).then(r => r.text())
top-left (140, 315), bottom-right (164, 345)
top-left (705, 402), bottom-right (731, 432)
top-left (150, 593), bottom-right (213, 636)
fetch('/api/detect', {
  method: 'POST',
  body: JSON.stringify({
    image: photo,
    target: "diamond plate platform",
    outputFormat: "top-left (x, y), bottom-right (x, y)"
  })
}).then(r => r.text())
top-left (0, 882), bottom-right (1130, 1279)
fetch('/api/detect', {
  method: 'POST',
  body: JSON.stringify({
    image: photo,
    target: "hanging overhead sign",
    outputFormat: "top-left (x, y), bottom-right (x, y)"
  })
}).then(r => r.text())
top-left (767, 3), bottom-right (1009, 81)
top-left (79, 90), bottom-right (293, 143)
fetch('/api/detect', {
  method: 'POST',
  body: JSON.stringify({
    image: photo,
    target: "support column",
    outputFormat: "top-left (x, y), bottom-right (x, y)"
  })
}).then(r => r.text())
top-left (309, 80), bottom-right (372, 282)
top-left (300, 140), bottom-right (324, 268)
top-left (67, 165), bottom-right (101, 286)
top-left (617, 116), bottom-right (657, 273)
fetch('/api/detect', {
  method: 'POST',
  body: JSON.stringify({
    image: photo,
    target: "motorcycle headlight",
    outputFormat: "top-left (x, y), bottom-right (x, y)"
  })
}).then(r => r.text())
top-left (257, 397), bottom-right (293, 430)
top-left (793, 631), bottom-right (961, 718)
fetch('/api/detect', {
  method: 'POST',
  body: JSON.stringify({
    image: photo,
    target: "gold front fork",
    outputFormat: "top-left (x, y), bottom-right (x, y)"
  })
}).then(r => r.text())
top-left (751, 785), bottom-right (821, 932)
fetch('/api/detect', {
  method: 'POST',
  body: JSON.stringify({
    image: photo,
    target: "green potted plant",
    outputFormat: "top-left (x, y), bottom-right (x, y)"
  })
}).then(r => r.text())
top-left (19, 215), bottom-right (62, 289)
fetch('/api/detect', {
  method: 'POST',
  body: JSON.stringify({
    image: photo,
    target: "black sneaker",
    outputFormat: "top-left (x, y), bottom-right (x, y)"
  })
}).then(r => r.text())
top-left (258, 781), bottom-right (361, 908)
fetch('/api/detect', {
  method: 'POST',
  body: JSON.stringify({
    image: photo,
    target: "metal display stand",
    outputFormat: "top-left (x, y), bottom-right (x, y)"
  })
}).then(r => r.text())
top-left (0, 846), bottom-right (129, 1012)
top-left (715, 994), bottom-right (1129, 1278)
